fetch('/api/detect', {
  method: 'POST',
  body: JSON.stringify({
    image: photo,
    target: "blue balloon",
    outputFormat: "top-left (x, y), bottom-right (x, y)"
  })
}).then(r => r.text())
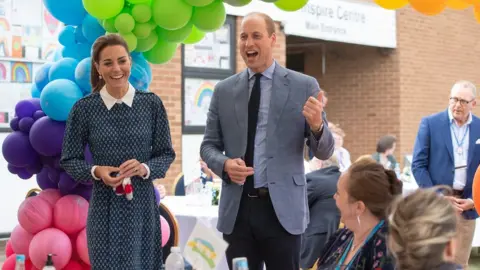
top-left (53, 47), bottom-right (64, 61)
top-left (75, 57), bottom-right (92, 95)
top-left (48, 57), bottom-right (79, 82)
top-left (43, 0), bottom-right (86, 26)
top-left (77, 43), bottom-right (93, 61)
top-left (75, 25), bottom-right (88, 44)
top-left (82, 15), bottom-right (106, 43)
top-left (31, 84), bottom-right (41, 98)
top-left (130, 54), bottom-right (152, 91)
top-left (40, 79), bottom-right (84, 121)
top-left (62, 45), bottom-right (80, 60)
top-left (58, 25), bottom-right (76, 47)
top-left (34, 63), bottom-right (53, 92)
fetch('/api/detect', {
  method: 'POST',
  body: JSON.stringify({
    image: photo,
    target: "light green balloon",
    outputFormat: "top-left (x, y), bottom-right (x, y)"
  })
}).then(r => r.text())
top-left (133, 22), bottom-right (152, 38)
top-left (82, 0), bottom-right (124, 20)
top-left (182, 25), bottom-right (205, 44)
top-left (132, 4), bottom-right (152, 23)
top-left (115, 13), bottom-right (136, 33)
top-left (260, 0), bottom-right (278, 2)
top-left (143, 39), bottom-right (178, 64)
top-left (222, 0), bottom-right (252, 6)
top-left (273, 0), bottom-right (308, 11)
top-left (127, 0), bottom-right (149, 3)
top-left (191, 0), bottom-right (226, 32)
top-left (151, 0), bottom-right (192, 30)
top-left (157, 23), bottom-right (193, 43)
top-left (147, 20), bottom-right (157, 30)
top-left (102, 18), bottom-right (117, 33)
top-left (135, 31), bottom-right (158, 52)
top-left (121, 32), bottom-right (138, 51)
top-left (184, 0), bottom-right (215, 7)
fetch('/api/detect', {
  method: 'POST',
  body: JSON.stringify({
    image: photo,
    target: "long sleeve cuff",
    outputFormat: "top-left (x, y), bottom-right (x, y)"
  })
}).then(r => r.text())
top-left (142, 163), bottom-right (150, 179)
top-left (91, 166), bottom-right (101, 180)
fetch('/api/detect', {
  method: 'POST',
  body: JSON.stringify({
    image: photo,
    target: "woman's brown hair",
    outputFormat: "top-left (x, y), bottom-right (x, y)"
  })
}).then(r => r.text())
top-left (347, 160), bottom-right (403, 219)
top-left (90, 34), bottom-right (130, 92)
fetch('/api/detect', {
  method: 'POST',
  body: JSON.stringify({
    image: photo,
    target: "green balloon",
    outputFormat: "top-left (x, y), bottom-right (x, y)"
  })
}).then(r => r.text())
top-left (151, 0), bottom-right (192, 30)
top-left (102, 18), bottom-right (117, 33)
top-left (260, 0), bottom-right (278, 2)
top-left (127, 0), bottom-right (149, 3)
top-left (143, 39), bottom-right (178, 64)
top-left (182, 25), bottom-right (205, 44)
top-left (157, 23), bottom-right (193, 43)
top-left (147, 20), bottom-right (157, 30)
top-left (135, 31), bottom-right (158, 52)
top-left (121, 32), bottom-right (138, 51)
top-left (191, 0), bottom-right (226, 32)
top-left (115, 13), bottom-right (136, 33)
top-left (184, 0), bottom-right (215, 7)
top-left (132, 4), bottom-right (152, 23)
top-left (222, 0), bottom-right (252, 6)
top-left (273, 0), bottom-right (308, 11)
top-left (133, 22), bottom-right (152, 38)
top-left (82, 0), bottom-right (124, 19)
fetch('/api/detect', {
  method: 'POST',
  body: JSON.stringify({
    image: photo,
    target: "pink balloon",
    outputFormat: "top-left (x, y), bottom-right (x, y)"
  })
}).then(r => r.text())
top-left (29, 228), bottom-right (72, 269)
top-left (63, 260), bottom-right (84, 270)
top-left (53, 195), bottom-right (89, 235)
top-left (160, 216), bottom-right (170, 247)
top-left (38, 189), bottom-right (62, 207)
top-left (17, 196), bottom-right (53, 234)
top-left (10, 225), bottom-right (34, 259)
top-left (5, 240), bottom-right (14, 257)
top-left (76, 228), bottom-right (90, 266)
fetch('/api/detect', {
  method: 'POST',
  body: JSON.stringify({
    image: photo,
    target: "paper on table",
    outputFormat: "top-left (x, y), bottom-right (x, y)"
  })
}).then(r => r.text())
top-left (184, 220), bottom-right (228, 270)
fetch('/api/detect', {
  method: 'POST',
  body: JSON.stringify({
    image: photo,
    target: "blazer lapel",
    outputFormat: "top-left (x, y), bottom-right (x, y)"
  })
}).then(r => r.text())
top-left (233, 70), bottom-right (249, 131)
top-left (468, 117), bottom-right (479, 167)
top-left (442, 110), bottom-right (454, 162)
top-left (267, 65), bottom-right (290, 138)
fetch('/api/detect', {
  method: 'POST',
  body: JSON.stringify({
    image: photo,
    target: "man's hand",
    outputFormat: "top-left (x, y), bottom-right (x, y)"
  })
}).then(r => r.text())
top-left (94, 166), bottom-right (123, 188)
top-left (303, 90), bottom-right (324, 131)
top-left (224, 158), bottom-right (254, 185)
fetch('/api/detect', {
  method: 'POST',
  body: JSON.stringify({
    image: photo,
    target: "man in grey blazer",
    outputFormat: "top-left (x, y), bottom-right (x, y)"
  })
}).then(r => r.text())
top-left (200, 12), bottom-right (334, 270)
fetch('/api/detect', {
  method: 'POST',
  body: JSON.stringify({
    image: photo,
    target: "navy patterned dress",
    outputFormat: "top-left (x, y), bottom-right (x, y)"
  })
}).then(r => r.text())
top-left (60, 90), bottom-right (175, 270)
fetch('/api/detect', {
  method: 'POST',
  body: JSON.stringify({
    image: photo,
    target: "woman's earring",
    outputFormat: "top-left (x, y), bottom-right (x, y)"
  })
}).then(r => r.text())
top-left (99, 75), bottom-right (102, 80)
top-left (357, 215), bottom-right (361, 227)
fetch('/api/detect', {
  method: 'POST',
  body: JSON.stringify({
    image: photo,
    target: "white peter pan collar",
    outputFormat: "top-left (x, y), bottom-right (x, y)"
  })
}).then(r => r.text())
top-left (99, 83), bottom-right (135, 110)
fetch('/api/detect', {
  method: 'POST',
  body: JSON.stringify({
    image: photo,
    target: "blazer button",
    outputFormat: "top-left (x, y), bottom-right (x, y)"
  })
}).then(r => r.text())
top-left (269, 182), bottom-right (276, 185)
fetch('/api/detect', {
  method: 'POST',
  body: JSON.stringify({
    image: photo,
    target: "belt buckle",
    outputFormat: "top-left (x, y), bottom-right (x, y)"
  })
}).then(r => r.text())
top-left (247, 193), bottom-right (259, 198)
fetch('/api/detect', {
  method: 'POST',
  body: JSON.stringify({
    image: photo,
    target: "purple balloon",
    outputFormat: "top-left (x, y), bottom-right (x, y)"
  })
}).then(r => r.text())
top-left (70, 184), bottom-right (92, 201)
top-left (10, 117), bottom-right (19, 131)
top-left (2, 131), bottom-right (39, 167)
top-left (85, 146), bottom-right (93, 164)
top-left (29, 116), bottom-right (66, 157)
top-left (58, 172), bottom-right (78, 194)
top-left (154, 187), bottom-right (160, 205)
top-left (39, 155), bottom-right (55, 168)
top-left (15, 100), bottom-right (37, 118)
top-left (7, 163), bottom-right (22, 174)
top-left (17, 168), bottom-right (33, 180)
top-left (26, 160), bottom-right (43, 175)
top-left (28, 98), bottom-right (42, 111)
top-left (19, 117), bottom-right (35, 133)
top-left (37, 167), bottom-right (58, 189)
top-left (47, 166), bottom-right (60, 184)
top-left (33, 110), bottom-right (46, 121)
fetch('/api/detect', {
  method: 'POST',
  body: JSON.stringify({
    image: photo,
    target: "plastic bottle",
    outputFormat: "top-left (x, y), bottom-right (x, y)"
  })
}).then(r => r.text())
top-left (165, 246), bottom-right (185, 270)
top-left (42, 254), bottom-right (56, 270)
top-left (15, 254), bottom-right (25, 270)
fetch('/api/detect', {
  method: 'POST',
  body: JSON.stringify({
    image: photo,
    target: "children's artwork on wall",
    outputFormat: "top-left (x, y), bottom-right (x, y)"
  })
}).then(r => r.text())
top-left (0, 61), bottom-right (11, 82)
top-left (10, 61), bottom-right (32, 83)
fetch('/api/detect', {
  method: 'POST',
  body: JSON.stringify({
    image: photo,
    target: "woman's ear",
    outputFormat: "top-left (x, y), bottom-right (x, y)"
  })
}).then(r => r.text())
top-left (94, 62), bottom-right (101, 77)
top-left (356, 200), bottom-right (366, 215)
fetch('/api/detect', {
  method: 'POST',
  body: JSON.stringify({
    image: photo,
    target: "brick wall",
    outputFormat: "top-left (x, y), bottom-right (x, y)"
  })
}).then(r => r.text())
top-left (303, 7), bottom-right (480, 163)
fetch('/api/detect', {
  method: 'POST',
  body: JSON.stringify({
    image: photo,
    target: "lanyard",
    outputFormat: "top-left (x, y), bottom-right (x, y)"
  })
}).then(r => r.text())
top-left (336, 220), bottom-right (385, 270)
top-left (451, 123), bottom-right (469, 149)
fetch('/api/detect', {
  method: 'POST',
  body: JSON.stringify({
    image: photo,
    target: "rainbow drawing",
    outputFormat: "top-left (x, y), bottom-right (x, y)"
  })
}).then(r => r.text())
top-left (0, 17), bottom-right (10, 32)
top-left (42, 43), bottom-right (57, 60)
top-left (0, 62), bottom-right (7, 81)
top-left (11, 62), bottom-right (32, 83)
top-left (194, 82), bottom-right (215, 107)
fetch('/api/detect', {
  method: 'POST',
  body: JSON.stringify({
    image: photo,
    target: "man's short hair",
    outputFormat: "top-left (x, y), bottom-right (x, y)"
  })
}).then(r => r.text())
top-left (243, 12), bottom-right (276, 36)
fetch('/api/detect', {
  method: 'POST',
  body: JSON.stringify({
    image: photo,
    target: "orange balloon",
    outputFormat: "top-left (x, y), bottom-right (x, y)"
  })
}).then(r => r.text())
top-left (464, 0), bottom-right (480, 5)
top-left (409, 0), bottom-right (446, 15)
top-left (473, 164), bottom-right (480, 211)
top-left (475, 5), bottom-right (480, 22)
top-left (446, 0), bottom-right (471, 9)
top-left (374, 0), bottom-right (409, 9)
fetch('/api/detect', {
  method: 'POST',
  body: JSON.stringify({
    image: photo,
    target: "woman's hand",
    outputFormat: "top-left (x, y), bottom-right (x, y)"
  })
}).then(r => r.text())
top-left (94, 166), bottom-right (123, 187)
top-left (119, 159), bottom-right (148, 178)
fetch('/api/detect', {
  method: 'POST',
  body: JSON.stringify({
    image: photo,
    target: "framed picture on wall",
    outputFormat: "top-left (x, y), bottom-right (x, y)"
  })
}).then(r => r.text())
top-left (182, 74), bottom-right (226, 134)
top-left (182, 15), bottom-right (236, 74)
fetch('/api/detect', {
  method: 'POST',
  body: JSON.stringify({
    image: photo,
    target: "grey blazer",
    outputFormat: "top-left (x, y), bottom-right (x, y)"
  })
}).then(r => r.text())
top-left (200, 64), bottom-right (335, 235)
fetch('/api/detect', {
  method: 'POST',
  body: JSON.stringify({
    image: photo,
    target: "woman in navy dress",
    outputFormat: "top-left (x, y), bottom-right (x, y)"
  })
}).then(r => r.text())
top-left (60, 34), bottom-right (175, 270)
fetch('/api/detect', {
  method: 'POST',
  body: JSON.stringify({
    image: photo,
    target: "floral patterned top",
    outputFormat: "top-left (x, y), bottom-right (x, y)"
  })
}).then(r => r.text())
top-left (316, 220), bottom-right (394, 270)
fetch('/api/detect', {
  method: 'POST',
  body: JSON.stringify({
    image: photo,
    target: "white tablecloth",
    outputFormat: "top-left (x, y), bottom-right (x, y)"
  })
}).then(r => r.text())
top-left (161, 196), bottom-right (229, 270)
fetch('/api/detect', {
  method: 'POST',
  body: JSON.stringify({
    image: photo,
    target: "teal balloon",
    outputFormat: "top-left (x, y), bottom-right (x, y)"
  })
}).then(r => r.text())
top-left (191, 0), bottom-right (226, 32)
top-left (152, 0), bottom-right (192, 30)
top-left (184, 0), bottom-right (215, 6)
top-left (157, 23), bottom-right (193, 43)
top-left (143, 39), bottom-right (178, 64)
top-left (40, 79), bottom-right (84, 121)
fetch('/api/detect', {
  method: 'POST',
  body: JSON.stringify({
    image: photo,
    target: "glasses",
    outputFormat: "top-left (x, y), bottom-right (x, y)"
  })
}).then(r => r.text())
top-left (449, 97), bottom-right (474, 106)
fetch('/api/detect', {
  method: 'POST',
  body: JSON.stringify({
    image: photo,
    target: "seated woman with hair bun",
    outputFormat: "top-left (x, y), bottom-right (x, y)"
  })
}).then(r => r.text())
top-left (316, 160), bottom-right (401, 270)
top-left (388, 186), bottom-right (460, 270)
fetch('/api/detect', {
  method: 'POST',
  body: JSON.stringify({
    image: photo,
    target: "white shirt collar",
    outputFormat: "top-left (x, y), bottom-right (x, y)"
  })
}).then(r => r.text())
top-left (100, 84), bottom-right (135, 110)
top-left (448, 108), bottom-right (472, 126)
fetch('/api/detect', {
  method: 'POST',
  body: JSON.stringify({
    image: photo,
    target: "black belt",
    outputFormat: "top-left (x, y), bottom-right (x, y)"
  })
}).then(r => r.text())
top-left (453, 189), bottom-right (463, 197)
top-left (244, 187), bottom-right (269, 198)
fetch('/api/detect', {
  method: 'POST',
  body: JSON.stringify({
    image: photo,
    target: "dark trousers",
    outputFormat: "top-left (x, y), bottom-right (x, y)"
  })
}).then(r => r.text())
top-left (223, 193), bottom-right (301, 270)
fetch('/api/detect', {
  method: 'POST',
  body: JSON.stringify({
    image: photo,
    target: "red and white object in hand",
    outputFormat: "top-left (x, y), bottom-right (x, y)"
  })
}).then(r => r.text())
top-left (114, 177), bottom-right (133, 201)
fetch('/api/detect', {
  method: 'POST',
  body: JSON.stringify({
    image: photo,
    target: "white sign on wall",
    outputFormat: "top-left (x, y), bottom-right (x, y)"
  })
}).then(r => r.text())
top-left (225, 0), bottom-right (397, 48)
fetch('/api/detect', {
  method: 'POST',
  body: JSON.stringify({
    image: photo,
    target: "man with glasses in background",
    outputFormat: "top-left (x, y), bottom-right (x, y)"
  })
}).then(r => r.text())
top-left (412, 80), bottom-right (480, 268)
